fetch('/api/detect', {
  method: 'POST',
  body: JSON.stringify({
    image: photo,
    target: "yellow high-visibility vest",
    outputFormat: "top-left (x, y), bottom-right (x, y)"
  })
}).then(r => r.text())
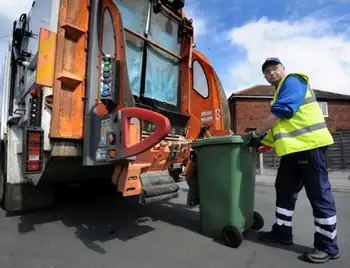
top-left (260, 73), bottom-right (334, 156)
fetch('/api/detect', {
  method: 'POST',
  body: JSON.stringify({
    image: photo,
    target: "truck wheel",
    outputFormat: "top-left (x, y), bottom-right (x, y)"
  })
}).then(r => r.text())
top-left (251, 211), bottom-right (264, 230)
top-left (222, 225), bottom-right (243, 248)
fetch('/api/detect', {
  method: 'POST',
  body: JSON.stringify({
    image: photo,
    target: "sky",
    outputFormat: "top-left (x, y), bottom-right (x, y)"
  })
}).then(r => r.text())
top-left (0, 0), bottom-right (350, 99)
top-left (184, 0), bottom-right (350, 96)
top-left (0, 0), bottom-right (35, 58)
top-left (0, 0), bottom-right (35, 100)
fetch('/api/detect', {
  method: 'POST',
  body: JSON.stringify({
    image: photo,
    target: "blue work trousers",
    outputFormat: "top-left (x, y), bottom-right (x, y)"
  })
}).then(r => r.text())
top-left (273, 146), bottom-right (339, 256)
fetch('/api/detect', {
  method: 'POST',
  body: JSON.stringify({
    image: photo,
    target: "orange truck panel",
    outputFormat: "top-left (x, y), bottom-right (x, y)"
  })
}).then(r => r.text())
top-left (180, 46), bottom-right (226, 140)
top-left (50, 0), bottom-right (89, 139)
top-left (96, 0), bottom-right (130, 116)
top-left (113, 163), bottom-right (152, 197)
top-left (36, 28), bottom-right (56, 87)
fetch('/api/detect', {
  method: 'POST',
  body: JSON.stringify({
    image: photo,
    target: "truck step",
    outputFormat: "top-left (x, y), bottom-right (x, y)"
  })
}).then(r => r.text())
top-left (139, 172), bottom-right (180, 205)
top-left (140, 192), bottom-right (179, 205)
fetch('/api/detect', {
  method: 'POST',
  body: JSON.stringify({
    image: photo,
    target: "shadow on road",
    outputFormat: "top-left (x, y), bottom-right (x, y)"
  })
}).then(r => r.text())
top-left (210, 229), bottom-right (312, 258)
top-left (243, 230), bottom-right (313, 255)
top-left (5, 182), bottom-right (315, 258)
top-left (7, 182), bottom-right (200, 254)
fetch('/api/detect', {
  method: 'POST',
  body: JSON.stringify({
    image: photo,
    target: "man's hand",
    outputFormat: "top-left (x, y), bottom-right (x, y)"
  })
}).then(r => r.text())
top-left (244, 130), bottom-right (266, 148)
top-left (251, 130), bottom-right (265, 139)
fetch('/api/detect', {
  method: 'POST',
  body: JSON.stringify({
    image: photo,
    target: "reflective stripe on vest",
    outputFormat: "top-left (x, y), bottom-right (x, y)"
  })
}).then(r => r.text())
top-left (274, 121), bottom-right (327, 141)
top-left (303, 95), bottom-right (316, 105)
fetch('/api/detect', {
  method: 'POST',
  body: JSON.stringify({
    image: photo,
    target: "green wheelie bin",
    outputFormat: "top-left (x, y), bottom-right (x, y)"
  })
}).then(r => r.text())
top-left (191, 134), bottom-right (264, 248)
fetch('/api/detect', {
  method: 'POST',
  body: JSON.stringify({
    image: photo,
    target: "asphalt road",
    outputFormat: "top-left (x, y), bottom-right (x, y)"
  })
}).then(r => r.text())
top-left (0, 182), bottom-right (349, 268)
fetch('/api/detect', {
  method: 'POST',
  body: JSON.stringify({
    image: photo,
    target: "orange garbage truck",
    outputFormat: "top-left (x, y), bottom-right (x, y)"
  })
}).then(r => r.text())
top-left (0, 0), bottom-right (231, 211)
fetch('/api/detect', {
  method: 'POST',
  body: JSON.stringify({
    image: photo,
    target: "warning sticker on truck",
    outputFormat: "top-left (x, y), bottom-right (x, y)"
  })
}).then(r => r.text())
top-left (201, 110), bottom-right (213, 123)
top-left (96, 148), bottom-right (107, 161)
top-left (99, 118), bottom-right (110, 147)
top-left (201, 116), bottom-right (213, 123)
top-left (201, 110), bottom-right (212, 117)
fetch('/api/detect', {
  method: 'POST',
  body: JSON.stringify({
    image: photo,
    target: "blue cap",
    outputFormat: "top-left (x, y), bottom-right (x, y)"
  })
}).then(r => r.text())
top-left (262, 57), bottom-right (282, 72)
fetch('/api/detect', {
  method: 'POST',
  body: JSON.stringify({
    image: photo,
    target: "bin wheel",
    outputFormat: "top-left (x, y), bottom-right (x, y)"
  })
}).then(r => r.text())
top-left (251, 211), bottom-right (264, 230)
top-left (222, 225), bottom-right (243, 248)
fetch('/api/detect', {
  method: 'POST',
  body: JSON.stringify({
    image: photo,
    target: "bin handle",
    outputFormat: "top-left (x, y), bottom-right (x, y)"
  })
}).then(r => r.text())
top-left (236, 131), bottom-right (272, 154)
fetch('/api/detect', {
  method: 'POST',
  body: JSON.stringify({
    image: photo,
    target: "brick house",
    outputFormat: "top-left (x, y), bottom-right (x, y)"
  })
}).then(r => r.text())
top-left (228, 85), bottom-right (350, 174)
top-left (228, 85), bottom-right (350, 134)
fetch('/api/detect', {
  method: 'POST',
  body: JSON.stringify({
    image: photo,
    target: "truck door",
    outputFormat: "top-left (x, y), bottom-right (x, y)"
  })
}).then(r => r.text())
top-left (83, 0), bottom-right (171, 165)
top-left (186, 51), bottom-right (229, 139)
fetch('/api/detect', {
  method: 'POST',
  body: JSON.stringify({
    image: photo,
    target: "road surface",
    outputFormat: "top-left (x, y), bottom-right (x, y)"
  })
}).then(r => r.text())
top-left (0, 182), bottom-right (349, 268)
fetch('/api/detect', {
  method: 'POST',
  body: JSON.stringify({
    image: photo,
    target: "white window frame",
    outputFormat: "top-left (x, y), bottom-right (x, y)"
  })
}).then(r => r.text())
top-left (318, 101), bottom-right (329, 117)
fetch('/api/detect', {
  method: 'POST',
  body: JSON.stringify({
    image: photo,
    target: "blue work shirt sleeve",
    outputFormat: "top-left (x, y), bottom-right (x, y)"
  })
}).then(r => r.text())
top-left (271, 74), bottom-right (308, 119)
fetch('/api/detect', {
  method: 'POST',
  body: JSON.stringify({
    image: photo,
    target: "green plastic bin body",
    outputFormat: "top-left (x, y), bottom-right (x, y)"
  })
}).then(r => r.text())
top-left (191, 135), bottom-right (258, 239)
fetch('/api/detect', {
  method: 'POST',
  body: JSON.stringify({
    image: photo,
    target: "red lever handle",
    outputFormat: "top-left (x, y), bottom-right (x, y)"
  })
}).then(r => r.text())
top-left (119, 107), bottom-right (171, 158)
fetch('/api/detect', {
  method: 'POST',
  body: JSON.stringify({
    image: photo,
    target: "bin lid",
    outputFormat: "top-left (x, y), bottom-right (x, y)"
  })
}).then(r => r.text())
top-left (191, 135), bottom-right (246, 147)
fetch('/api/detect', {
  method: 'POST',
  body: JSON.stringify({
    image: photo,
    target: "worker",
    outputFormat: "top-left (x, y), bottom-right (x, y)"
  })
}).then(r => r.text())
top-left (247, 58), bottom-right (339, 264)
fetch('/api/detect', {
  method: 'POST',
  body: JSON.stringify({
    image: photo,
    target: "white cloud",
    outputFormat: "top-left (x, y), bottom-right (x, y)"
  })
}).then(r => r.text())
top-left (225, 17), bottom-right (350, 95)
top-left (183, 5), bottom-right (207, 39)
top-left (0, 0), bottom-right (33, 96)
top-left (0, 0), bottom-right (34, 21)
top-left (0, 0), bottom-right (34, 59)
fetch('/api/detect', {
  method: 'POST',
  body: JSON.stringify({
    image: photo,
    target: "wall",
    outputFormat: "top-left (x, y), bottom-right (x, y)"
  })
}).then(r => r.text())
top-left (325, 101), bottom-right (350, 132)
top-left (229, 98), bottom-right (271, 133)
top-left (229, 98), bottom-right (350, 133)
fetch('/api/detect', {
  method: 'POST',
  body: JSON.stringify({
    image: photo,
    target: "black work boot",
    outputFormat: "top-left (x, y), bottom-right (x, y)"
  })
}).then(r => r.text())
top-left (303, 248), bottom-right (340, 264)
top-left (258, 224), bottom-right (293, 245)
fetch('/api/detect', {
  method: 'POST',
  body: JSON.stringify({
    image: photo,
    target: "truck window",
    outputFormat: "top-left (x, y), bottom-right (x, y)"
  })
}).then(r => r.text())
top-left (115, 0), bottom-right (149, 96)
top-left (102, 9), bottom-right (115, 55)
top-left (115, 0), bottom-right (149, 34)
top-left (144, 10), bottom-right (181, 106)
top-left (193, 60), bottom-right (209, 98)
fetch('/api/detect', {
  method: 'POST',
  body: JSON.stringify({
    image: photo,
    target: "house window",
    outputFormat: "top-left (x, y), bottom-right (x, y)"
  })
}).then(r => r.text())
top-left (193, 60), bottom-right (209, 98)
top-left (318, 102), bottom-right (329, 117)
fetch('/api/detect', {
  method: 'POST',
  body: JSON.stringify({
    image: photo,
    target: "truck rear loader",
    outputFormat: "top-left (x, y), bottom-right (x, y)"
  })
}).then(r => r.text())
top-left (0, 0), bottom-right (231, 211)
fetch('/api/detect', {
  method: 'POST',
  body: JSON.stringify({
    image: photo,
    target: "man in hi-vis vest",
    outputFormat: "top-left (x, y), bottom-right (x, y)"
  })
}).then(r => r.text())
top-left (248, 58), bottom-right (339, 263)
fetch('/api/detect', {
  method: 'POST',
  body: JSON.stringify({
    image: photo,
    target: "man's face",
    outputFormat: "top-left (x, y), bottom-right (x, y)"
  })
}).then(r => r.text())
top-left (263, 63), bottom-right (286, 85)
